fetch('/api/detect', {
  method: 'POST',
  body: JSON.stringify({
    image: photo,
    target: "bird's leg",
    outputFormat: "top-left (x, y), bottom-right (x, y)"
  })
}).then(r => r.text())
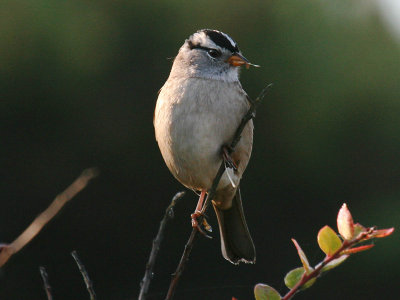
top-left (222, 145), bottom-right (238, 171)
top-left (191, 190), bottom-right (206, 229)
top-left (191, 190), bottom-right (212, 238)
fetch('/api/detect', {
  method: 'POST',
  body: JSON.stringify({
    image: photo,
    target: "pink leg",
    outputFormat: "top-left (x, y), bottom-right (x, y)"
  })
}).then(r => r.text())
top-left (191, 190), bottom-right (206, 228)
top-left (195, 190), bottom-right (207, 212)
top-left (190, 190), bottom-right (212, 237)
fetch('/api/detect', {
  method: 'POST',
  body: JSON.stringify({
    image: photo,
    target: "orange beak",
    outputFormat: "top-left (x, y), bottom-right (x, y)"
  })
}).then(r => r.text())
top-left (227, 53), bottom-right (259, 69)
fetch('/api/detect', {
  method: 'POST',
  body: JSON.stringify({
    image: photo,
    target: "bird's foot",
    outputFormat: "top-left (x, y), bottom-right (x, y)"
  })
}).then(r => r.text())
top-left (222, 145), bottom-right (238, 171)
top-left (191, 211), bottom-right (212, 239)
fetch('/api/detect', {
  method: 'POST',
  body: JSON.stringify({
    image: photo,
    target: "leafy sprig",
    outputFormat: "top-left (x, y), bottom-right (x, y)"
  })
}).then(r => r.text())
top-left (254, 203), bottom-right (394, 300)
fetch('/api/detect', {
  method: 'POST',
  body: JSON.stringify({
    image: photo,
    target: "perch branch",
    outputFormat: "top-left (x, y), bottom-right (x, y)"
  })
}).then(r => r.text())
top-left (0, 168), bottom-right (99, 268)
top-left (138, 191), bottom-right (185, 300)
top-left (39, 266), bottom-right (53, 300)
top-left (71, 250), bottom-right (97, 300)
top-left (165, 83), bottom-right (272, 300)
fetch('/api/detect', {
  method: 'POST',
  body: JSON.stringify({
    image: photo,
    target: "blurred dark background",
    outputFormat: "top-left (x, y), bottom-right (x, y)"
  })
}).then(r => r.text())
top-left (1, 0), bottom-right (399, 299)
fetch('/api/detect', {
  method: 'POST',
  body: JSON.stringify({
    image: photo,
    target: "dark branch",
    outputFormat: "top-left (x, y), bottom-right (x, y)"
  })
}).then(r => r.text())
top-left (39, 266), bottom-right (53, 300)
top-left (165, 83), bottom-right (273, 300)
top-left (138, 191), bottom-right (185, 300)
top-left (71, 250), bottom-right (97, 300)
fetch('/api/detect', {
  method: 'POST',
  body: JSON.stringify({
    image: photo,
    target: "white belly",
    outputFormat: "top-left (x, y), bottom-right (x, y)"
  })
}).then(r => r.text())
top-left (154, 77), bottom-right (252, 190)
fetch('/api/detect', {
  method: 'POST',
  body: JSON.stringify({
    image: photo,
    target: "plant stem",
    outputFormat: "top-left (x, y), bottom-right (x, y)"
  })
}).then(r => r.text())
top-left (0, 168), bottom-right (98, 268)
top-left (139, 191), bottom-right (185, 300)
top-left (39, 266), bottom-right (53, 300)
top-left (71, 250), bottom-right (97, 300)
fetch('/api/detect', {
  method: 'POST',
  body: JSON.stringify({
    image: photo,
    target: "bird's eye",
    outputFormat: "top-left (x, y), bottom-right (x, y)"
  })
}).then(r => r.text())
top-left (207, 49), bottom-right (221, 58)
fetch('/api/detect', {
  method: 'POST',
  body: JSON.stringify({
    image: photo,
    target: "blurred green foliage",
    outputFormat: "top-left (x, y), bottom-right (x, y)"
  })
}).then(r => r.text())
top-left (0, 1), bottom-right (398, 299)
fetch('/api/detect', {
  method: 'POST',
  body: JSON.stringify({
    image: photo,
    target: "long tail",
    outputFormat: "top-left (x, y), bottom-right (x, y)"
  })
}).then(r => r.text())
top-left (213, 188), bottom-right (256, 264)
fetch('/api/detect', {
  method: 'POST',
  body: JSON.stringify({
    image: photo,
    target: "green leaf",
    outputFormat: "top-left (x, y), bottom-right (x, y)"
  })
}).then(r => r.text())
top-left (284, 267), bottom-right (316, 290)
top-left (284, 267), bottom-right (304, 289)
top-left (254, 284), bottom-right (281, 300)
top-left (302, 277), bottom-right (316, 290)
top-left (291, 239), bottom-right (311, 273)
top-left (319, 255), bottom-right (349, 272)
top-left (317, 225), bottom-right (342, 256)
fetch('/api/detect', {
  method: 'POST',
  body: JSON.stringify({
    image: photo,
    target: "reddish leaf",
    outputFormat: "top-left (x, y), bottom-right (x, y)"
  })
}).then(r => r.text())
top-left (371, 227), bottom-right (395, 238)
top-left (291, 239), bottom-right (312, 273)
top-left (337, 203), bottom-right (354, 240)
top-left (342, 244), bottom-right (374, 254)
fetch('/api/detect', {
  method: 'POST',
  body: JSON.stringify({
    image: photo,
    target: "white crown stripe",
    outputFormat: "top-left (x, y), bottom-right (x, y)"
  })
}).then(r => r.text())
top-left (220, 32), bottom-right (237, 49)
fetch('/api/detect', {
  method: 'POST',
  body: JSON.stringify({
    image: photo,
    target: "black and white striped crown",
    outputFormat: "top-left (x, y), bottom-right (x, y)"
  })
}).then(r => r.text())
top-left (188, 29), bottom-right (240, 53)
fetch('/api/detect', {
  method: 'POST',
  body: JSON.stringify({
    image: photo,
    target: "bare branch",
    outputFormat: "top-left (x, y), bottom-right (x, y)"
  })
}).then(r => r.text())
top-left (0, 168), bottom-right (99, 268)
top-left (138, 191), bottom-right (185, 300)
top-left (71, 250), bottom-right (97, 300)
top-left (39, 266), bottom-right (53, 300)
top-left (165, 84), bottom-right (272, 300)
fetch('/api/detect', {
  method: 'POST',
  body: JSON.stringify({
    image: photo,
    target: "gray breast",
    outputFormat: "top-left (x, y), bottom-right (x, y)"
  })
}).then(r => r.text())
top-left (155, 77), bottom-right (251, 190)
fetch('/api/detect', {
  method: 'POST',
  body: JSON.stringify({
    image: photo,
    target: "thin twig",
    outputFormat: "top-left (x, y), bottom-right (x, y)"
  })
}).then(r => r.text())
top-left (71, 250), bottom-right (97, 300)
top-left (39, 266), bottom-right (53, 300)
top-left (165, 84), bottom-right (273, 300)
top-left (0, 168), bottom-right (99, 268)
top-left (138, 191), bottom-right (185, 300)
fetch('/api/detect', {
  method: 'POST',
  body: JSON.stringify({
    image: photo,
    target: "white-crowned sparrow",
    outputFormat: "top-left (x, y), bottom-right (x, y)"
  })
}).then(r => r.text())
top-left (154, 29), bottom-right (257, 264)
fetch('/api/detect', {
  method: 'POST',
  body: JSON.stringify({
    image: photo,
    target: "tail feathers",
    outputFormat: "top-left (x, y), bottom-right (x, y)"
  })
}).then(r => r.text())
top-left (213, 189), bottom-right (256, 264)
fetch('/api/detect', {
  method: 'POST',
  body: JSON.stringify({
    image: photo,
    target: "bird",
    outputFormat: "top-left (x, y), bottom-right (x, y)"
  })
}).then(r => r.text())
top-left (154, 29), bottom-right (258, 264)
